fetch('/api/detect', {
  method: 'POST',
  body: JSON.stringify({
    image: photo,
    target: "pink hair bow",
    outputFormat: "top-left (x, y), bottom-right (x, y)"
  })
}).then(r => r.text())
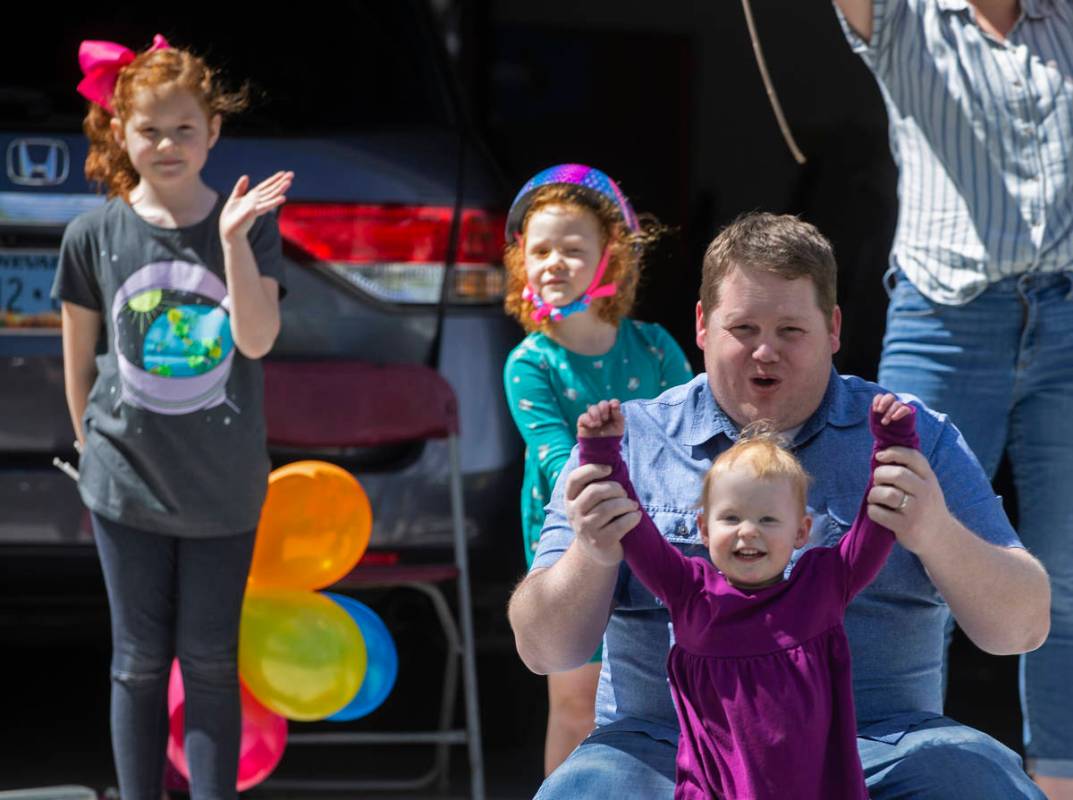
top-left (77, 33), bottom-right (170, 113)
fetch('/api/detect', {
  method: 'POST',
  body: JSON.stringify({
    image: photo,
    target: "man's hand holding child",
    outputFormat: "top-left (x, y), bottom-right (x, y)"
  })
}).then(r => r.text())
top-left (567, 400), bottom-right (638, 567)
top-left (867, 393), bottom-right (940, 554)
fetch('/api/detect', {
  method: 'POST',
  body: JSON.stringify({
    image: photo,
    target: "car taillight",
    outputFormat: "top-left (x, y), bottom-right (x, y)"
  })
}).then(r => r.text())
top-left (278, 203), bottom-right (506, 305)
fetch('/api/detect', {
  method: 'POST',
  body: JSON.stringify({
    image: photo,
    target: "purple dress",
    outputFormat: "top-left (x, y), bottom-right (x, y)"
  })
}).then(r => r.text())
top-left (578, 406), bottom-right (918, 800)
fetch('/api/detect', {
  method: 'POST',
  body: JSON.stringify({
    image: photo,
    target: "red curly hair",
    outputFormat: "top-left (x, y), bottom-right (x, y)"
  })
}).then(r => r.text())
top-left (83, 43), bottom-right (248, 199)
top-left (503, 184), bottom-right (662, 334)
top-left (701, 421), bottom-right (811, 517)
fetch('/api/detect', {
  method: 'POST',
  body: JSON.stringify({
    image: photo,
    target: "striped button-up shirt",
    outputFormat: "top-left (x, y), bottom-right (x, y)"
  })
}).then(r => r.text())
top-left (836, 0), bottom-right (1073, 304)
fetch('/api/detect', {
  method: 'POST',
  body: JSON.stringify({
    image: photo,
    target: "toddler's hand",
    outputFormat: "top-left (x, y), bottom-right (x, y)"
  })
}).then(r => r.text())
top-left (872, 392), bottom-right (912, 425)
top-left (577, 399), bottom-right (625, 439)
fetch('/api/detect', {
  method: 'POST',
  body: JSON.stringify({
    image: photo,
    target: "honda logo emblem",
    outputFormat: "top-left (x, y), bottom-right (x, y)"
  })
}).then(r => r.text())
top-left (7, 139), bottom-right (70, 187)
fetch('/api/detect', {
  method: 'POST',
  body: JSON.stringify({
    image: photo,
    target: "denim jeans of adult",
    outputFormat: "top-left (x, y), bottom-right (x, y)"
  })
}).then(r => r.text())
top-left (92, 513), bottom-right (256, 800)
top-left (878, 268), bottom-right (1073, 779)
top-left (533, 717), bottom-right (1044, 799)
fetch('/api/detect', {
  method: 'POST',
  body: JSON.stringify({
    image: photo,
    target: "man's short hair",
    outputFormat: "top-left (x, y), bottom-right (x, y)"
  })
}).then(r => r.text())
top-left (700, 212), bottom-right (838, 324)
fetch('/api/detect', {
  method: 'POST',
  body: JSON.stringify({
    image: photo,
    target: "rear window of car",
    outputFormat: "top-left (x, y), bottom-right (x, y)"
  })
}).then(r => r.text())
top-left (1, 2), bottom-right (451, 133)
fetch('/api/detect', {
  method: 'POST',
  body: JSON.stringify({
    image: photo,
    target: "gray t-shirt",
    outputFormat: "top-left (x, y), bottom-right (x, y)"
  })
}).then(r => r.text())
top-left (52, 196), bottom-right (286, 537)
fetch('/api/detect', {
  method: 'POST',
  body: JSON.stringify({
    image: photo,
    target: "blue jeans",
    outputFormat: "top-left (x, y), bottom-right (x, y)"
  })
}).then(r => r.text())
top-left (534, 718), bottom-right (1044, 799)
top-left (878, 269), bottom-right (1073, 778)
top-left (92, 514), bottom-right (255, 800)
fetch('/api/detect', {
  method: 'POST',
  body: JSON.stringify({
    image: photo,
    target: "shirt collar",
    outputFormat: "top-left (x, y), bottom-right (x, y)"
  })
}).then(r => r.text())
top-left (682, 367), bottom-right (865, 447)
top-left (682, 375), bottom-right (738, 447)
top-left (1020, 0), bottom-right (1048, 19)
top-left (793, 366), bottom-right (868, 446)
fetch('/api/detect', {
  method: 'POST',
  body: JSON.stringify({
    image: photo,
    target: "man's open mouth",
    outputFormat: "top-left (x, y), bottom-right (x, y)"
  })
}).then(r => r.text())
top-left (750, 377), bottom-right (779, 388)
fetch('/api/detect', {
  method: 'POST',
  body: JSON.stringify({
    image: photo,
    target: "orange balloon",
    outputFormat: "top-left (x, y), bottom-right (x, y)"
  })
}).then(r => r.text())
top-left (249, 460), bottom-right (372, 590)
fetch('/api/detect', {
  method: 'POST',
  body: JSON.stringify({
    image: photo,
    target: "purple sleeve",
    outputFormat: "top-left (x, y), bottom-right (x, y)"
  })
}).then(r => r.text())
top-left (578, 435), bottom-right (697, 611)
top-left (839, 404), bottom-right (921, 601)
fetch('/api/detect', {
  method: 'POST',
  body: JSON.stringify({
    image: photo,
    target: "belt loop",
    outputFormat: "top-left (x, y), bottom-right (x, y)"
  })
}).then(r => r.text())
top-left (1017, 272), bottom-right (1031, 299)
top-left (882, 264), bottom-right (899, 299)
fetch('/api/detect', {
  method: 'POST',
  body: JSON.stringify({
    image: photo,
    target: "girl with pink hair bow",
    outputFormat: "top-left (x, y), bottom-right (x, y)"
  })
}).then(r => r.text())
top-left (56, 35), bottom-right (292, 799)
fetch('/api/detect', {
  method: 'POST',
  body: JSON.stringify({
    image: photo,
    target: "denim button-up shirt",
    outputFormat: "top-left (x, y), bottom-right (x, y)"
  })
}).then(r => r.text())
top-left (532, 371), bottom-right (1022, 742)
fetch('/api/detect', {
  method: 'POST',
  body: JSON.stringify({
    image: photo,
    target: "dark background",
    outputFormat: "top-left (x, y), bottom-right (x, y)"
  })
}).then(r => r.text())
top-left (461, 0), bottom-right (901, 381)
top-left (0, 1), bottom-right (1023, 795)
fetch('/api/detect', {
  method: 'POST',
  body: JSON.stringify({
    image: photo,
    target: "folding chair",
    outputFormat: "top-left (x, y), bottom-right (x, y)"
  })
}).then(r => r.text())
top-left (259, 360), bottom-right (484, 799)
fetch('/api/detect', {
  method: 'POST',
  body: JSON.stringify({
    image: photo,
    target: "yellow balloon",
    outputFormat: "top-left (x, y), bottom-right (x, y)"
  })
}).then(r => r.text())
top-left (250, 460), bottom-right (372, 590)
top-left (239, 589), bottom-right (367, 721)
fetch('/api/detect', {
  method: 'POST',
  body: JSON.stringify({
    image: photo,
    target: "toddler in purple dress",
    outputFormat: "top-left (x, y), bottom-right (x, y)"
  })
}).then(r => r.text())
top-left (576, 394), bottom-right (919, 799)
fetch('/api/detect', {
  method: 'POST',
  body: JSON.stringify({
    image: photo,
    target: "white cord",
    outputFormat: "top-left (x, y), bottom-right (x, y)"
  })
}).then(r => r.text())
top-left (53, 457), bottom-right (80, 481)
top-left (740, 0), bottom-right (808, 165)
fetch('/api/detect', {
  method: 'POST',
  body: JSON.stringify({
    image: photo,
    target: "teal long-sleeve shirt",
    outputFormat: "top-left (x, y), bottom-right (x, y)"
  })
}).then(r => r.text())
top-left (503, 319), bottom-right (693, 566)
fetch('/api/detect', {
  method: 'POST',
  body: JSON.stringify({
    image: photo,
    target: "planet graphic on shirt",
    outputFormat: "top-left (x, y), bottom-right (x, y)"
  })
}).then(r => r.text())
top-left (142, 304), bottom-right (233, 378)
top-left (111, 261), bottom-right (236, 415)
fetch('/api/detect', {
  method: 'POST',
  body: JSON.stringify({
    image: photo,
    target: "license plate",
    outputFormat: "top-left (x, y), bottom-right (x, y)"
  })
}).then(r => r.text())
top-left (0, 251), bottom-right (61, 332)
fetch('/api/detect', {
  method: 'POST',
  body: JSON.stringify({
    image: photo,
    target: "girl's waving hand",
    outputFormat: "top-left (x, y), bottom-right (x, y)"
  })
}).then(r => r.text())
top-left (220, 170), bottom-right (294, 240)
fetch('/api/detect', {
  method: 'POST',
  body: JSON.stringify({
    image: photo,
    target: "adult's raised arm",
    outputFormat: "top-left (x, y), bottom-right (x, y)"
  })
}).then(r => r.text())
top-left (508, 462), bottom-right (641, 674)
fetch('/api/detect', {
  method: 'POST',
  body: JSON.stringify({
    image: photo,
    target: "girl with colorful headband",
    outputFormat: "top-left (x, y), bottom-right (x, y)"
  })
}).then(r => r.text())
top-left (54, 35), bottom-right (291, 799)
top-left (502, 164), bottom-right (693, 775)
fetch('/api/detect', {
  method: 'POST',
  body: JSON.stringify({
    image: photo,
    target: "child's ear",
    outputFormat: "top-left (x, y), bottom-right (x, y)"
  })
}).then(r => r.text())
top-left (795, 515), bottom-right (812, 548)
top-left (208, 114), bottom-right (222, 149)
top-left (698, 513), bottom-right (709, 547)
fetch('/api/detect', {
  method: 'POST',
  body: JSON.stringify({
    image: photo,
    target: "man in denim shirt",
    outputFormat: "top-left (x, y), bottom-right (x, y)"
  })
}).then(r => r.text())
top-left (509, 213), bottom-right (1051, 799)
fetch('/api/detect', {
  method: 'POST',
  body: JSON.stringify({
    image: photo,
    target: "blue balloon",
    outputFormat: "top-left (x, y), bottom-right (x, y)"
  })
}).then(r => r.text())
top-left (324, 593), bottom-right (399, 721)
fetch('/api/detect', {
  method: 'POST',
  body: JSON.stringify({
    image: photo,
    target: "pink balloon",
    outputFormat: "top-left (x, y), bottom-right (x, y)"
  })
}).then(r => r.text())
top-left (168, 659), bottom-right (184, 717)
top-left (167, 659), bottom-right (288, 791)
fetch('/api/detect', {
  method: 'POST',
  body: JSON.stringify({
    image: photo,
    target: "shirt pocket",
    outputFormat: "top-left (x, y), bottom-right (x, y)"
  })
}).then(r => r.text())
top-left (810, 492), bottom-right (862, 550)
top-left (818, 491), bottom-right (934, 598)
top-left (618, 507), bottom-right (702, 611)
